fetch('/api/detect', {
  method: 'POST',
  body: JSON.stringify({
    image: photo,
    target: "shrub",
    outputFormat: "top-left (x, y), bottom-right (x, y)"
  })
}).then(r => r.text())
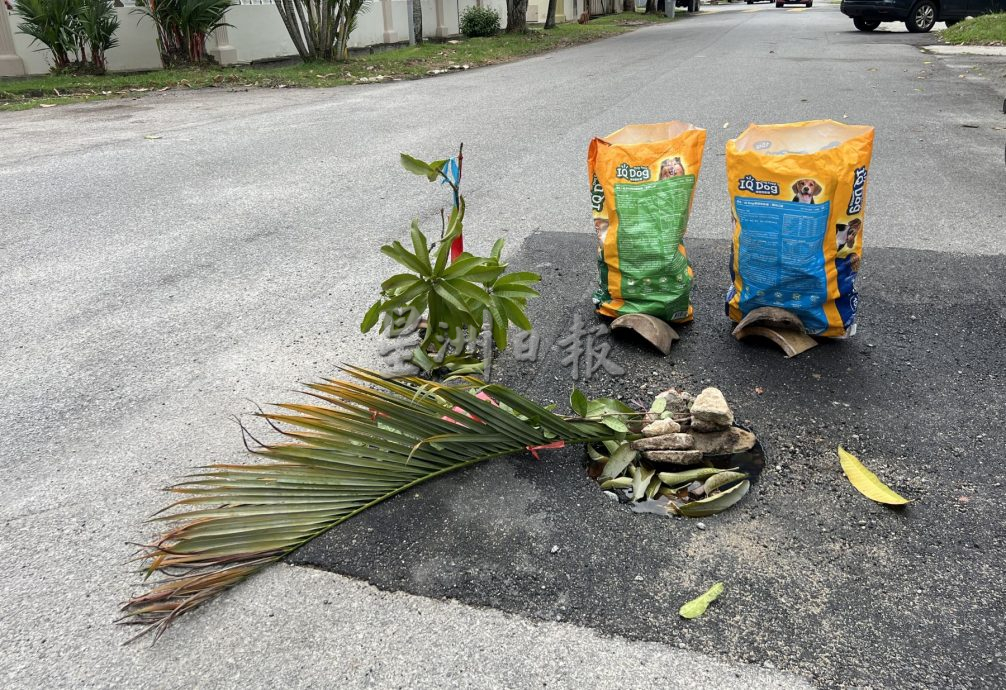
top-left (459, 5), bottom-right (500, 37)
top-left (134, 0), bottom-right (233, 66)
top-left (14, 0), bottom-right (119, 74)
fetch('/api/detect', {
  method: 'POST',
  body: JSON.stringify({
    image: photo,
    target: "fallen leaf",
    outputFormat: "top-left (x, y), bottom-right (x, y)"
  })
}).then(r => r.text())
top-left (679, 582), bottom-right (724, 619)
top-left (722, 122), bottom-right (729, 128)
top-left (838, 446), bottom-right (910, 505)
top-left (703, 471), bottom-right (748, 495)
top-left (658, 467), bottom-right (724, 487)
top-left (599, 443), bottom-right (636, 480)
top-left (677, 480), bottom-right (750, 517)
top-left (144, 134), bottom-right (161, 140)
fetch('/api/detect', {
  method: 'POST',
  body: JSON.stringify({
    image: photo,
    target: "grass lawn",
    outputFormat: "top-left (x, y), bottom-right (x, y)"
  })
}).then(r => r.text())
top-left (940, 13), bottom-right (1006, 46)
top-left (0, 13), bottom-right (673, 111)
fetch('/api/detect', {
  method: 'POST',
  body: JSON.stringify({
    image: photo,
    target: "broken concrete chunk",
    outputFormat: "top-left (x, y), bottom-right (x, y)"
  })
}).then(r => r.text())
top-left (690, 418), bottom-right (728, 433)
top-left (690, 387), bottom-right (734, 427)
top-left (733, 325), bottom-right (819, 359)
top-left (641, 418), bottom-right (682, 437)
top-left (632, 433), bottom-right (694, 451)
top-left (732, 306), bottom-right (807, 334)
top-left (655, 388), bottom-right (694, 414)
top-left (642, 450), bottom-right (704, 465)
top-left (690, 427), bottom-right (757, 456)
top-left (610, 313), bottom-right (679, 356)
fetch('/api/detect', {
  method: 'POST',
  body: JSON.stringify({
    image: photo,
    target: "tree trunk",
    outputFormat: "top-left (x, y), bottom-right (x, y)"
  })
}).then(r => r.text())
top-left (413, 0), bottom-right (423, 43)
top-left (623, 0), bottom-right (633, 10)
top-left (645, 0), bottom-right (657, 12)
top-left (544, 0), bottom-right (558, 28)
top-left (506, 0), bottom-right (528, 33)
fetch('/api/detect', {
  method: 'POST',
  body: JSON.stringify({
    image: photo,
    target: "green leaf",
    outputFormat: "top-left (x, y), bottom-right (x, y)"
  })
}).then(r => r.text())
top-left (601, 417), bottom-right (628, 433)
top-left (649, 397), bottom-right (667, 415)
top-left (838, 446), bottom-right (910, 505)
top-left (493, 271), bottom-right (541, 287)
top-left (679, 582), bottom-right (724, 619)
top-left (433, 282), bottom-right (475, 321)
top-left (381, 274), bottom-right (421, 293)
top-left (361, 300), bottom-right (384, 333)
top-left (570, 388), bottom-right (588, 417)
top-left (677, 480), bottom-right (750, 518)
top-left (409, 347), bottom-right (438, 373)
top-left (497, 296), bottom-right (533, 332)
top-left (400, 153), bottom-right (434, 178)
top-left (658, 467), bottom-right (724, 487)
top-left (410, 220), bottom-right (433, 274)
top-left (599, 442), bottom-right (636, 479)
top-left (600, 477), bottom-right (632, 490)
top-left (381, 242), bottom-right (429, 276)
top-left (490, 238), bottom-right (505, 260)
top-left (428, 159), bottom-right (450, 182)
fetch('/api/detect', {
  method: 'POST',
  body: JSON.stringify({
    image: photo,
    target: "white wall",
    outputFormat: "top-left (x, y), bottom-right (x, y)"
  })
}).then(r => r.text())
top-left (10, 7), bottom-right (161, 76)
top-left (5, 0), bottom-right (575, 77)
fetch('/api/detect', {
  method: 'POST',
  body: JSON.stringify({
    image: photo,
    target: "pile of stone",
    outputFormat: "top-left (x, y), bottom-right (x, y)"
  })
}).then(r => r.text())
top-left (631, 387), bottom-right (757, 465)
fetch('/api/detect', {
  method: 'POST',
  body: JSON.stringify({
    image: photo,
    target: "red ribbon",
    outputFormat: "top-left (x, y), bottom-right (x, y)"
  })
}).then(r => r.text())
top-left (526, 440), bottom-right (566, 460)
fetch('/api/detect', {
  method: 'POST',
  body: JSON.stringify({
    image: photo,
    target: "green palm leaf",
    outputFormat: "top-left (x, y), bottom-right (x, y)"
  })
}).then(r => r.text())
top-left (120, 366), bottom-right (632, 641)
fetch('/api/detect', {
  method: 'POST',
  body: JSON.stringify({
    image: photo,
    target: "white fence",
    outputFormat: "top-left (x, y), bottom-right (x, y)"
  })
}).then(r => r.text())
top-left (0, 0), bottom-right (580, 78)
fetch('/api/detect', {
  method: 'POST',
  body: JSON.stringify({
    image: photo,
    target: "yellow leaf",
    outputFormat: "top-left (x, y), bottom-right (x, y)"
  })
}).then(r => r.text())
top-left (838, 446), bottom-right (910, 505)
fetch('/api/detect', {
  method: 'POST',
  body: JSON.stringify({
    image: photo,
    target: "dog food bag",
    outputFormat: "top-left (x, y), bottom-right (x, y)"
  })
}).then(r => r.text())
top-left (725, 120), bottom-right (874, 337)
top-left (589, 121), bottom-right (707, 323)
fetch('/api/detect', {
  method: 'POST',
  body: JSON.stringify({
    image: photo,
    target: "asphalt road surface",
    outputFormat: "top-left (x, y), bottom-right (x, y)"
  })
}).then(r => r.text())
top-left (2, 3), bottom-right (1004, 688)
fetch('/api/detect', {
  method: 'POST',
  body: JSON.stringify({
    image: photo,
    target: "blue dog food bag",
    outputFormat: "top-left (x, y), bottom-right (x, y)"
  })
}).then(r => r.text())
top-left (725, 120), bottom-right (875, 337)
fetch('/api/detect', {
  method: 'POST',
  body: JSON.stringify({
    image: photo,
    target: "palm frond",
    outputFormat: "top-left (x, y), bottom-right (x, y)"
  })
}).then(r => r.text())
top-left (120, 366), bottom-right (630, 642)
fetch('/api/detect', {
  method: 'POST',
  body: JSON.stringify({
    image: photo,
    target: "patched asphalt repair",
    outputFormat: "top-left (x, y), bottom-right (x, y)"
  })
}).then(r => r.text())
top-left (293, 232), bottom-right (1006, 688)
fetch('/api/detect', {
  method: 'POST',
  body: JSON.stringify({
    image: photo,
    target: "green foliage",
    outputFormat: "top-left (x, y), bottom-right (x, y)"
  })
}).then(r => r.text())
top-left (940, 13), bottom-right (1006, 45)
top-left (119, 367), bottom-right (627, 640)
top-left (459, 5), bottom-right (500, 37)
top-left (361, 152), bottom-right (540, 374)
top-left (134, 0), bottom-right (233, 65)
top-left (14, 0), bottom-right (119, 73)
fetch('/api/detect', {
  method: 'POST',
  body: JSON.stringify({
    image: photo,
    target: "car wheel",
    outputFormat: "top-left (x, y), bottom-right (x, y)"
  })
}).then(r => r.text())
top-left (776, 1), bottom-right (783, 6)
top-left (747, 0), bottom-right (754, 3)
top-left (806, 0), bottom-right (812, 6)
top-left (905, 0), bottom-right (937, 32)
top-left (853, 18), bottom-right (881, 31)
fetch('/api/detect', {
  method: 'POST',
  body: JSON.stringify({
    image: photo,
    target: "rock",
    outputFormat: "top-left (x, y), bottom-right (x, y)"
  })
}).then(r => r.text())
top-left (690, 418), bottom-right (729, 433)
top-left (690, 427), bottom-right (757, 455)
top-left (642, 450), bottom-right (704, 465)
top-left (655, 388), bottom-right (694, 414)
top-left (696, 522), bottom-right (706, 531)
top-left (632, 433), bottom-right (694, 451)
top-left (690, 387), bottom-right (734, 427)
top-left (641, 418), bottom-right (681, 437)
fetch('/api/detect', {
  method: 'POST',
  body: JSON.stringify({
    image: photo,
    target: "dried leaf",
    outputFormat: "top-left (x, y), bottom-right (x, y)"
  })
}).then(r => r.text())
top-left (679, 582), bottom-right (724, 619)
top-left (837, 446), bottom-right (909, 505)
top-left (703, 471), bottom-right (748, 495)
top-left (678, 480), bottom-right (750, 518)
top-left (631, 465), bottom-right (655, 501)
top-left (658, 467), bottom-right (728, 487)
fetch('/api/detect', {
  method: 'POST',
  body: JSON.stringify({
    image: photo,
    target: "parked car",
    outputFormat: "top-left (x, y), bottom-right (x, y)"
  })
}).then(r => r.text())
top-left (840, 0), bottom-right (1003, 33)
top-left (776, 0), bottom-right (813, 7)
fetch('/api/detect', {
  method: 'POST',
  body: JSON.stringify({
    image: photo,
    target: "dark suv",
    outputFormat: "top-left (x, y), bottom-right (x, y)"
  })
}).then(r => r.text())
top-left (840, 0), bottom-right (1004, 33)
